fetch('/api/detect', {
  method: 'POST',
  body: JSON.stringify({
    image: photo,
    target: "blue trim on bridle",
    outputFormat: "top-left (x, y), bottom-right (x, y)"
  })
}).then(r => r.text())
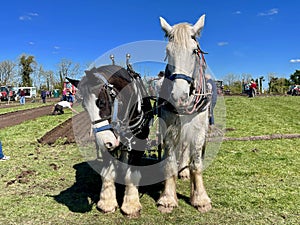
top-left (168, 74), bottom-right (194, 84)
top-left (93, 124), bottom-right (113, 133)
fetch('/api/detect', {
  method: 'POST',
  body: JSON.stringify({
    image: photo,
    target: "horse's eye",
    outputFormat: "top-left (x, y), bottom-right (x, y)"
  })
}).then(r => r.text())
top-left (167, 34), bottom-right (174, 41)
top-left (100, 99), bottom-right (106, 105)
top-left (96, 98), bottom-right (106, 109)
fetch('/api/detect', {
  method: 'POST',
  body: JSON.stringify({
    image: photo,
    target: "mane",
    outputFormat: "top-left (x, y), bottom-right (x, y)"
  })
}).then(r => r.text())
top-left (169, 23), bottom-right (194, 51)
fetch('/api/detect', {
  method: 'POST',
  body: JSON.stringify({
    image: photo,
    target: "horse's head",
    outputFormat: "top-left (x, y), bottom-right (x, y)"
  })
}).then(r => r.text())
top-left (160, 15), bottom-right (206, 109)
top-left (73, 72), bottom-right (119, 151)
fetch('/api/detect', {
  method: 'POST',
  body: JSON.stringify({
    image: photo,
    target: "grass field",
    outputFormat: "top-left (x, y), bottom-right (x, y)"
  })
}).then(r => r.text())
top-left (0, 96), bottom-right (299, 224)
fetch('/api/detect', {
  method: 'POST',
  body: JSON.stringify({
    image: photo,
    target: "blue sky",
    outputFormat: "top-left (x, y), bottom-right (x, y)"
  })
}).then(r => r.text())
top-left (1, 0), bottom-right (300, 82)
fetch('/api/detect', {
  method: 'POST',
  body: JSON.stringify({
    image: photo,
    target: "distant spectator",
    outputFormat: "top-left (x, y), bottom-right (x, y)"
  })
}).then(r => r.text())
top-left (7, 90), bottom-right (13, 105)
top-left (41, 89), bottom-right (47, 103)
top-left (292, 85), bottom-right (299, 96)
top-left (67, 90), bottom-right (74, 103)
top-left (249, 79), bottom-right (257, 98)
top-left (0, 141), bottom-right (10, 161)
top-left (206, 74), bottom-right (217, 126)
top-left (155, 71), bottom-right (165, 96)
top-left (19, 89), bottom-right (26, 105)
top-left (52, 101), bottom-right (79, 115)
top-left (62, 88), bottom-right (67, 101)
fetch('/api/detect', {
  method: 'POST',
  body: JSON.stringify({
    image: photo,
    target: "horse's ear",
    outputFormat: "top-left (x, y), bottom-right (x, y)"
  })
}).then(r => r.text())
top-left (193, 14), bottom-right (205, 36)
top-left (66, 77), bottom-right (80, 88)
top-left (160, 17), bottom-right (172, 35)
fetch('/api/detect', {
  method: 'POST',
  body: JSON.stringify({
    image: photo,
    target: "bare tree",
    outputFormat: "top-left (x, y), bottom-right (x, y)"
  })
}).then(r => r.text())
top-left (241, 73), bottom-right (252, 83)
top-left (32, 65), bottom-right (45, 89)
top-left (56, 59), bottom-right (81, 90)
top-left (0, 60), bottom-right (17, 85)
top-left (45, 70), bottom-right (54, 90)
top-left (223, 73), bottom-right (237, 87)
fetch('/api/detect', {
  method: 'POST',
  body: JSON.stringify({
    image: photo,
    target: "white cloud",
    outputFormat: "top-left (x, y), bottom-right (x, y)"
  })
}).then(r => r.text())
top-left (19, 15), bottom-right (32, 21)
top-left (19, 12), bottom-right (39, 21)
top-left (290, 59), bottom-right (300, 63)
top-left (54, 46), bottom-right (60, 50)
top-left (258, 8), bottom-right (279, 16)
top-left (28, 41), bottom-right (35, 45)
top-left (28, 12), bottom-right (39, 17)
top-left (233, 11), bottom-right (241, 15)
top-left (217, 42), bottom-right (229, 46)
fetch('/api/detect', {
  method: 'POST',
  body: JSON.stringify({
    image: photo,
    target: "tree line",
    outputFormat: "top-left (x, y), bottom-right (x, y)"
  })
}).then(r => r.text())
top-left (222, 70), bottom-right (300, 95)
top-left (0, 54), bottom-right (82, 92)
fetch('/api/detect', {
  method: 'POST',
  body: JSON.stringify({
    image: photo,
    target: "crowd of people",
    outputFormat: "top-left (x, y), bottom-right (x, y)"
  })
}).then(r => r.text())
top-left (244, 79), bottom-right (257, 98)
top-left (0, 86), bottom-right (78, 162)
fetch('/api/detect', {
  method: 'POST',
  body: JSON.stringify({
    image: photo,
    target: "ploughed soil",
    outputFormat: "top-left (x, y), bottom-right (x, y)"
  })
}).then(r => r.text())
top-left (38, 112), bottom-right (93, 145)
top-left (0, 103), bottom-right (91, 145)
top-left (0, 105), bottom-right (54, 129)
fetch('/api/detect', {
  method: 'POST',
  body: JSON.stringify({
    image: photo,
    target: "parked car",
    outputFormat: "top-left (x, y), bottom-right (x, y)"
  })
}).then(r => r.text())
top-left (16, 87), bottom-right (37, 99)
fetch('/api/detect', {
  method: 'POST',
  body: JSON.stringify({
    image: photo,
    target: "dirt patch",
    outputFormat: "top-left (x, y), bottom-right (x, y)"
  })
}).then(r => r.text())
top-left (38, 112), bottom-right (93, 145)
top-left (0, 102), bottom-right (92, 145)
top-left (6, 170), bottom-right (36, 186)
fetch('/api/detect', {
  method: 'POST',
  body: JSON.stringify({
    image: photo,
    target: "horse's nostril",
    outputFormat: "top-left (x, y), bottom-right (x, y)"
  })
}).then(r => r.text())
top-left (105, 142), bottom-right (113, 149)
top-left (181, 93), bottom-right (188, 101)
top-left (171, 93), bottom-right (175, 100)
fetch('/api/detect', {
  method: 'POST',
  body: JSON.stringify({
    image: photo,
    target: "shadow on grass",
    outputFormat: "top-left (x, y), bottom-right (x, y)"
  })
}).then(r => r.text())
top-left (52, 161), bottom-right (102, 213)
top-left (52, 160), bottom-right (166, 213)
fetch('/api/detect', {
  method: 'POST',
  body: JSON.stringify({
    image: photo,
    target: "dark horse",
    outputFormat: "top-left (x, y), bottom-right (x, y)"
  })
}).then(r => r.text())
top-left (69, 64), bottom-right (153, 217)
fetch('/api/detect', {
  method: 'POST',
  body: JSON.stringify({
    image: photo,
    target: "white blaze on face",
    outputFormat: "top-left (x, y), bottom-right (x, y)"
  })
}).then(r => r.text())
top-left (85, 93), bottom-right (119, 151)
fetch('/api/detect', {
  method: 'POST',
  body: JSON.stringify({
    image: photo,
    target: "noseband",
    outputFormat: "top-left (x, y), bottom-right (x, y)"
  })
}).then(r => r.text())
top-left (164, 46), bottom-right (210, 115)
top-left (168, 74), bottom-right (194, 84)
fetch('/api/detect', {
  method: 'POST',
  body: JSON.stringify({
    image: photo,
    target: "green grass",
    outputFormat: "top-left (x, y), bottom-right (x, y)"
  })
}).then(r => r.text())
top-left (0, 96), bottom-right (299, 224)
top-left (224, 96), bottom-right (300, 137)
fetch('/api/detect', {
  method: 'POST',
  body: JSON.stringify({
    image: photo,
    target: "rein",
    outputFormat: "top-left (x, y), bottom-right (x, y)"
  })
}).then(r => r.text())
top-left (184, 46), bottom-right (208, 114)
top-left (164, 46), bottom-right (210, 115)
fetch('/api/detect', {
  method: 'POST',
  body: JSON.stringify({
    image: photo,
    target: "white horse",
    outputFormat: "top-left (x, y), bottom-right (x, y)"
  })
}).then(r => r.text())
top-left (157, 15), bottom-right (212, 213)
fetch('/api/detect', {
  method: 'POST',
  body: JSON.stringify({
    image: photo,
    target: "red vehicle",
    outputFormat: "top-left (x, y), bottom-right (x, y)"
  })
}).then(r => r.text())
top-left (0, 86), bottom-right (18, 101)
top-left (0, 86), bottom-right (9, 100)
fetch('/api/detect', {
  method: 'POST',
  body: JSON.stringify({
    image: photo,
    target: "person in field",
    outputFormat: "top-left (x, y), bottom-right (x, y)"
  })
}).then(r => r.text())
top-left (0, 141), bottom-right (10, 161)
top-left (205, 74), bottom-right (217, 126)
top-left (52, 101), bottom-right (78, 115)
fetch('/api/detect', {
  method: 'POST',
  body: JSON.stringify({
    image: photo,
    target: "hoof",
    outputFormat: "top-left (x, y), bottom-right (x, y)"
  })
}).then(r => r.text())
top-left (96, 200), bottom-right (118, 214)
top-left (157, 195), bottom-right (178, 214)
top-left (122, 209), bottom-right (141, 219)
top-left (121, 204), bottom-right (142, 218)
top-left (157, 205), bottom-right (176, 213)
top-left (196, 202), bottom-right (212, 213)
top-left (178, 168), bottom-right (190, 180)
top-left (191, 194), bottom-right (212, 213)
